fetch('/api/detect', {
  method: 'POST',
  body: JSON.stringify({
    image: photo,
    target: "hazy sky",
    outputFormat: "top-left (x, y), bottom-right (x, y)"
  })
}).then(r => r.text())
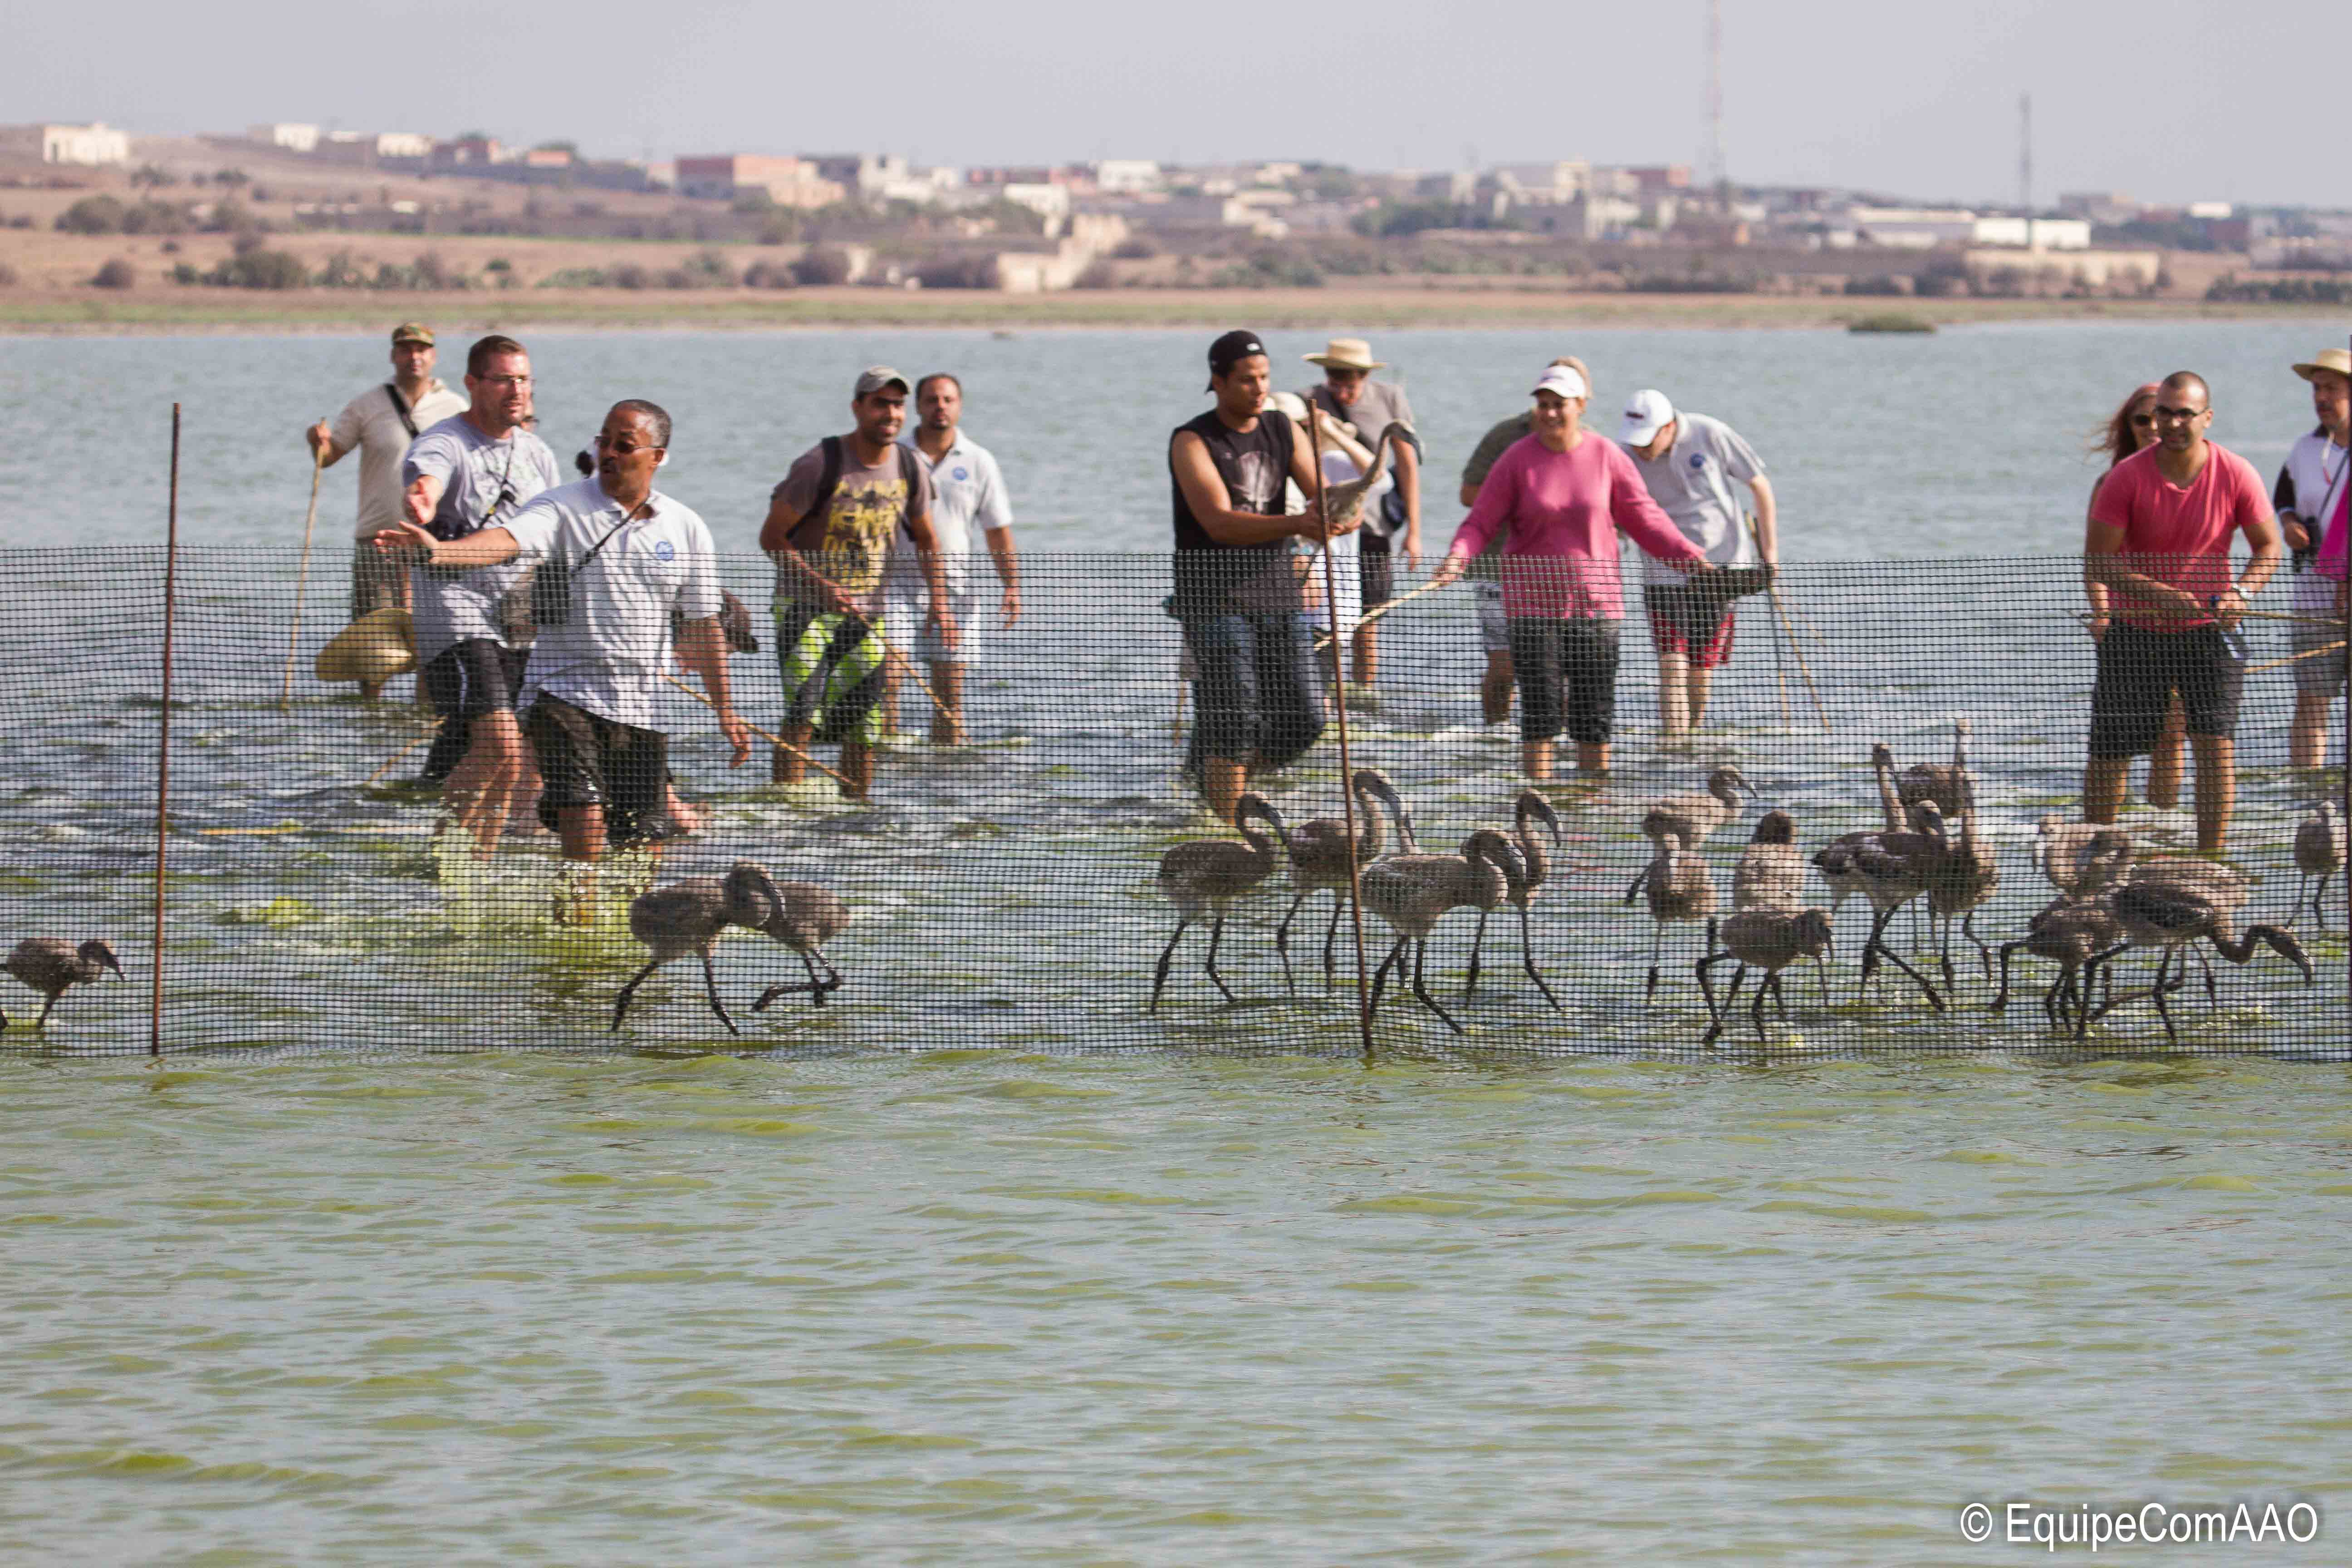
top-left (17, 0), bottom-right (2341, 206)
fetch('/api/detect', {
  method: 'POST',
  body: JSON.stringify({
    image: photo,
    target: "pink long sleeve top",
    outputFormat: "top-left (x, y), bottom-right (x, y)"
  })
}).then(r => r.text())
top-left (1447, 432), bottom-right (1704, 619)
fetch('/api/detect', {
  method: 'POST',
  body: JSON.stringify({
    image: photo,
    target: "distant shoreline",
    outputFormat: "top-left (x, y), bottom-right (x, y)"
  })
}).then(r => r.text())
top-left (0, 286), bottom-right (2332, 337)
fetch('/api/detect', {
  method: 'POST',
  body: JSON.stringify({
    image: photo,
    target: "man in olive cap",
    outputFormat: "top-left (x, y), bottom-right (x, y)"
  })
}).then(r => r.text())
top-left (758, 365), bottom-right (956, 802)
top-left (2275, 347), bottom-right (2350, 768)
top-left (306, 323), bottom-right (465, 701)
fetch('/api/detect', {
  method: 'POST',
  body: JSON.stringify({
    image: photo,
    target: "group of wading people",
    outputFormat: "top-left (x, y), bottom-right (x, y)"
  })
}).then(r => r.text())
top-left (305, 324), bottom-right (2344, 874)
top-left (311, 327), bottom-right (1019, 881)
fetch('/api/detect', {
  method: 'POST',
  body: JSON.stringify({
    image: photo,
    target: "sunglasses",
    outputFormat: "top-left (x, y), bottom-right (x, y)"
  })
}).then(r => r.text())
top-left (2152, 405), bottom-right (2204, 421)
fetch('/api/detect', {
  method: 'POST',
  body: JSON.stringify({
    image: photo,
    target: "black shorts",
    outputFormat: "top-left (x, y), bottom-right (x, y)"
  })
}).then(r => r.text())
top-left (1507, 616), bottom-right (1622, 747)
top-left (2088, 622), bottom-right (2244, 759)
top-left (422, 638), bottom-right (527, 723)
top-left (524, 694), bottom-right (676, 848)
top-left (1358, 530), bottom-right (1395, 608)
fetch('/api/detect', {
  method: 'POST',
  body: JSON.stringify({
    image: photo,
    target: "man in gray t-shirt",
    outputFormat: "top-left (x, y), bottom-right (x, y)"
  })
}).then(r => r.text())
top-left (1300, 337), bottom-right (1421, 688)
top-left (1619, 388), bottom-right (1779, 739)
top-left (393, 334), bottom-right (561, 853)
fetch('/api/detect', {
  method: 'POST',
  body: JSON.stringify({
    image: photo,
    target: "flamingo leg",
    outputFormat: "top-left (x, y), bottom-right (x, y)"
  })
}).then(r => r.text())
top-left (700, 952), bottom-right (740, 1037)
top-left (1321, 889), bottom-right (1344, 983)
top-left (1369, 934), bottom-right (1407, 1014)
top-left (1862, 904), bottom-right (1944, 1011)
top-left (1696, 951), bottom-right (1735, 1024)
top-left (1202, 916), bottom-right (1237, 1003)
top-left (1273, 892), bottom-right (1308, 995)
top-left (1962, 911), bottom-right (1994, 982)
top-left (1409, 938), bottom-right (1465, 1035)
top-left (1519, 904), bottom-right (1561, 1011)
top-left (1463, 908), bottom-right (1489, 1000)
top-left (1751, 971), bottom-right (1776, 1041)
top-left (611, 959), bottom-right (662, 1032)
top-left (1702, 965), bottom-right (1746, 1047)
top-left (1149, 919), bottom-right (1191, 1013)
top-left (1646, 920), bottom-right (1663, 1001)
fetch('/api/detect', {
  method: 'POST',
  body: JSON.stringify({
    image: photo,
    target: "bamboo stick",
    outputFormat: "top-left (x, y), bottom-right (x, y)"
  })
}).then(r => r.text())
top-left (1304, 402), bottom-right (1377, 1063)
top-left (281, 440), bottom-right (326, 711)
top-left (2246, 639), bottom-right (2345, 676)
top-left (660, 673), bottom-right (856, 793)
top-left (152, 405), bottom-right (181, 1058)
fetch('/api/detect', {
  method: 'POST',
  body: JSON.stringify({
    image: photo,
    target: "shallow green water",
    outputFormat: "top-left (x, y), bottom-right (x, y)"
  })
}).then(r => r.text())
top-left (5, 1049), bottom-right (2349, 1563)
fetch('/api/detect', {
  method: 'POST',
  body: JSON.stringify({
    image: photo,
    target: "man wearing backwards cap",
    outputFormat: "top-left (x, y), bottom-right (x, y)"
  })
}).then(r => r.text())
top-left (1171, 329), bottom-right (1353, 824)
top-left (2273, 347), bottom-right (2349, 769)
top-left (757, 366), bottom-right (954, 803)
top-left (306, 323), bottom-right (466, 703)
top-left (1298, 337), bottom-right (1421, 691)
top-left (1619, 388), bottom-right (1778, 739)
top-left (1433, 363), bottom-right (1704, 779)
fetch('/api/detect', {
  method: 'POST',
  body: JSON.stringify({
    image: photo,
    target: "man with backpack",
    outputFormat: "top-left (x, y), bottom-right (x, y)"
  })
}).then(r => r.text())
top-left (305, 322), bottom-right (466, 702)
top-left (756, 366), bottom-right (956, 802)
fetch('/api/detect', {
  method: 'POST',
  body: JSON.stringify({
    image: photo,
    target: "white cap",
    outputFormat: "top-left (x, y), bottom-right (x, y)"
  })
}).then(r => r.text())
top-left (1620, 388), bottom-right (1675, 446)
top-left (1531, 365), bottom-right (1589, 401)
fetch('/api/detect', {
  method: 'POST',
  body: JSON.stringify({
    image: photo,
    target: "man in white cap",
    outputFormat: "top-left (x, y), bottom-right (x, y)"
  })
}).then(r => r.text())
top-left (2274, 347), bottom-right (2349, 769)
top-left (1619, 389), bottom-right (1778, 738)
top-left (1432, 363), bottom-right (1705, 779)
top-left (1299, 337), bottom-right (1420, 690)
top-left (306, 323), bottom-right (466, 703)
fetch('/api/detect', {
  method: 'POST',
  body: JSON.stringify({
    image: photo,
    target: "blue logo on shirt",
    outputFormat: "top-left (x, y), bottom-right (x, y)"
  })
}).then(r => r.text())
top-left (653, 540), bottom-right (675, 562)
top-left (1688, 453), bottom-right (1706, 470)
top-left (951, 466), bottom-right (969, 482)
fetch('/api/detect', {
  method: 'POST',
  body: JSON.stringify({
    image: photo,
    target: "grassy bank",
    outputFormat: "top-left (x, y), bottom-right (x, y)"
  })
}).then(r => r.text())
top-left (0, 285), bottom-right (2334, 336)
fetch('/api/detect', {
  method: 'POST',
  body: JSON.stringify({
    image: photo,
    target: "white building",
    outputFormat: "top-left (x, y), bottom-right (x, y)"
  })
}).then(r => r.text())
top-left (1002, 182), bottom-right (1072, 224)
top-left (1968, 216), bottom-right (2092, 250)
top-left (1093, 159), bottom-right (1163, 194)
top-left (249, 122), bottom-right (320, 153)
top-left (0, 122), bottom-right (131, 165)
top-left (374, 132), bottom-right (432, 160)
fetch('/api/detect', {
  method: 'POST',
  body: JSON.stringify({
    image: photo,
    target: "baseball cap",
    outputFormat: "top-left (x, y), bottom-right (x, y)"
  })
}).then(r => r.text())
top-left (1206, 329), bottom-right (1268, 384)
top-left (1620, 389), bottom-right (1675, 446)
top-left (391, 322), bottom-right (434, 346)
top-left (854, 365), bottom-right (911, 397)
top-left (1531, 364), bottom-right (1589, 401)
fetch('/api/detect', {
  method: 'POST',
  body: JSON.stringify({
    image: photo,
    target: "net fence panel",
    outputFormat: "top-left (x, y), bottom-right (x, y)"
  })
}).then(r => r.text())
top-left (0, 547), bottom-right (2342, 1058)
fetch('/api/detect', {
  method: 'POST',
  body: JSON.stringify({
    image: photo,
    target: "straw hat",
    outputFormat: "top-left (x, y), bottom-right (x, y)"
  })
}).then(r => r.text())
top-left (2294, 347), bottom-right (2352, 383)
top-left (1303, 337), bottom-right (1385, 372)
top-left (314, 607), bottom-right (416, 683)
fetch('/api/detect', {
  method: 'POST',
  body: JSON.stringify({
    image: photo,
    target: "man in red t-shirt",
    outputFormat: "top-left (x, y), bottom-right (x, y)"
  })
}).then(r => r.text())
top-left (2084, 370), bottom-right (2283, 852)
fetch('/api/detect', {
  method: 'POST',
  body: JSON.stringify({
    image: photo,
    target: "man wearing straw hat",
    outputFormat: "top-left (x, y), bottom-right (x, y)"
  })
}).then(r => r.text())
top-left (305, 323), bottom-right (466, 703)
top-left (2083, 370), bottom-right (2283, 854)
top-left (1298, 338), bottom-right (1420, 691)
top-left (2274, 347), bottom-right (2350, 770)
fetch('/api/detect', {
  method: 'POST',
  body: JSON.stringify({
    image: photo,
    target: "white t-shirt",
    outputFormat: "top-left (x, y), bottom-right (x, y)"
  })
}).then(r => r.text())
top-left (888, 432), bottom-right (1013, 598)
top-left (328, 379), bottom-right (466, 539)
top-left (402, 415), bottom-right (562, 662)
top-left (503, 477), bottom-right (724, 731)
top-left (1286, 446), bottom-right (1365, 638)
top-left (1625, 411), bottom-right (1768, 588)
top-left (2278, 429), bottom-right (2349, 614)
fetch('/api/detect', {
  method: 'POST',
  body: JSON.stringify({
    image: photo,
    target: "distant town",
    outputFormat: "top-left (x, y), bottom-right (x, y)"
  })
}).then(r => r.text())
top-left (2, 118), bottom-right (2345, 313)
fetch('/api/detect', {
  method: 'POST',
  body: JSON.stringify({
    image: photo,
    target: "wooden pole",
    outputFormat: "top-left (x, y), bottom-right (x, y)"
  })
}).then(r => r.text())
top-left (282, 440), bottom-right (326, 711)
top-left (1305, 404), bottom-right (1378, 1062)
top-left (659, 672), bottom-right (858, 793)
top-left (362, 731), bottom-right (436, 786)
top-left (1762, 571), bottom-right (1829, 729)
top-left (1310, 572), bottom-right (1460, 648)
top-left (1745, 517), bottom-right (1791, 726)
top-left (152, 404), bottom-right (181, 1058)
top-left (2244, 640), bottom-right (2345, 676)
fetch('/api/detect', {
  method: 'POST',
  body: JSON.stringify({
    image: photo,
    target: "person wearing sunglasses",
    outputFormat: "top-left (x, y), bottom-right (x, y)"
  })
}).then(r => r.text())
top-left (2082, 382), bottom-right (2186, 808)
top-left (2083, 370), bottom-right (2284, 853)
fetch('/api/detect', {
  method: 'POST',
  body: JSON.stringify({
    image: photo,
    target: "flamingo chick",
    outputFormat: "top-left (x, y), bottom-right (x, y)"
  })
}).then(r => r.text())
top-left (1361, 828), bottom-right (1527, 1034)
top-left (1626, 830), bottom-right (1718, 1001)
top-left (5, 938), bottom-right (122, 1029)
top-left (1151, 793), bottom-right (1287, 1011)
top-left (1275, 769), bottom-right (1407, 990)
top-left (613, 861), bottom-right (783, 1035)
top-left (1465, 789), bottom-right (1564, 1009)
top-left (1697, 906), bottom-right (1834, 1046)
top-left (2292, 800), bottom-right (2344, 930)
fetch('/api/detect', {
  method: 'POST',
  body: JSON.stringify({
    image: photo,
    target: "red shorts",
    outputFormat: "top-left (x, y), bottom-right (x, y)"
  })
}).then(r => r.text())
top-left (1644, 585), bottom-right (1737, 669)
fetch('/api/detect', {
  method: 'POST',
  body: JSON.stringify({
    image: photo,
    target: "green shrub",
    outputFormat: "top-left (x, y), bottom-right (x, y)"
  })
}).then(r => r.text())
top-left (56, 196), bottom-right (128, 234)
top-left (538, 266), bottom-right (609, 288)
top-left (212, 250), bottom-right (309, 289)
top-left (92, 257), bottom-right (137, 289)
top-left (913, 253), bottom-right (999, 289)
top-left (792, 246), bottom-right (852, 286)
top-left (740, 260), bottom-right (795, 289)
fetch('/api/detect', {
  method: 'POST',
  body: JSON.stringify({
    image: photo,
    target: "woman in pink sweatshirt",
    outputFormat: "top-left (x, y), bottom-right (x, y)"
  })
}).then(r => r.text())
top-left (1434, 363), bottom-right (1706, 778)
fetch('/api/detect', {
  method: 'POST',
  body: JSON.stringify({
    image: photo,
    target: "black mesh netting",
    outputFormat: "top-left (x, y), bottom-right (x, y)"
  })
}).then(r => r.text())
top-left (0, 547), bottom-right (2342, 1057)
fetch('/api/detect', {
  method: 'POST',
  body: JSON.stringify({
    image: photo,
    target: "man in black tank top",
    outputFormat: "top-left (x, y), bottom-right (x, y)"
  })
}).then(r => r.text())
top-left (1169, 330), bottom-right (1358, 823)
